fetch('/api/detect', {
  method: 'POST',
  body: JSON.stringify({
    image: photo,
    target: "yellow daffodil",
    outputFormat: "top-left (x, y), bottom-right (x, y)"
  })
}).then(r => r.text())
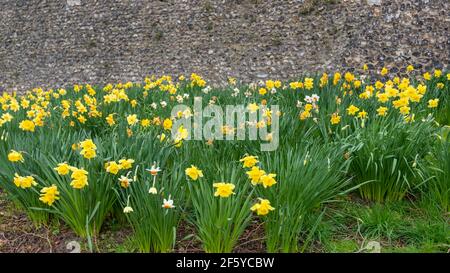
top-left (213, 182), bottom-right (235, 198)
top-left (251, 199), bottom-right (275, 216)
top-left (260, 173), bottom-right (277, 188)
top-left (428, 99), bottom-right (439, 108)
top-left (80, 148), bottom-right (96, 159)
top-left (239, 155), bottom-right (259, 168)
top-left (434, 69), bottom-right (442, 78)
top-left (54, 162), bottom-right (71, 175)
top-left (127, 114), bottom-right (139, 126)
top-left (79, 139), bottom-right (96, 150)
top-left (246, 166), bottom-right (266, 185)
top-left (119, 158), bottom-right (135, 170)
top-left (376, 106), bottom-right (388, 116)
top-left (330, 113), bottom-right (341, 125)
top-left (185, 165), bottom-right (203, 180)
top-left (106, 114), bottom-right (116, 126)
top-left (163, 118), bottom-right (173, 130)
top-left (13, 173), bottom-right (37, 189)
top-left (346, 105), bottom-right (359, 116)
top-left (70, 167), bottom-right (89, 189)
top-left (105, 161), bottom-right (122, 175)
top-left (8, 150), bottom-right (24, 162)
top-left (399, 106), bottom-right (410, 115)
top-left (19, 120), bottom-right (35, 132)
top-left (304, 78), bottom-right (314, 89)
top-left (141, 119), bottom-right (151, 127)
top-left (39, 185), bottom-right (59, 206)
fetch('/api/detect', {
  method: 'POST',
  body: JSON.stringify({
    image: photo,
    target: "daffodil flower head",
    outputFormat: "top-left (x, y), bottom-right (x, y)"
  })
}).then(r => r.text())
top-left (162, 197), bottom-right (175, 209)
top-left (185, 165), bottom-right (203, 181)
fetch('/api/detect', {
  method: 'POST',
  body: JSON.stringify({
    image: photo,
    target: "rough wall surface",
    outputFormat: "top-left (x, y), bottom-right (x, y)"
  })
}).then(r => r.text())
top-left (0, 0), bottom-right (449, 91)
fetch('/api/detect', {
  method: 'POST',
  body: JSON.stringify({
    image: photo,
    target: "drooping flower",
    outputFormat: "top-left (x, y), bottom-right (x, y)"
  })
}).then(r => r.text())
top-left (434, 69), bottom-right (442, 78)
top-left (123, 206), bottom-right (134, 213)
top-left (149, 187), bottom-right (158, 194)
top-left (358, 110), bottom-right (368, 119)
top-left (213, 183), bottom-right (235, 198)
top-left (251, 199), bottom-right (275, 216)
top-left (106, 114), bottom-right (116, 126)
top-left (185, 165), bottom-right (203, 180)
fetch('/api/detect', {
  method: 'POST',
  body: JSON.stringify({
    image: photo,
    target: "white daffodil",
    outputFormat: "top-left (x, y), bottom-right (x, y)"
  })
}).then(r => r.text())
top-left (118, 175), bottom-right (132, 188)
top-left (146, 165), bottom-right (161, 176)
top-left (162, 198), bottom-right (175, 209)
top-left (311, 94), bottom-right (320, 102)
top-left (123, 206), bottom-right (134, 213)
top-left (149, 187), bottom-right (158, 194)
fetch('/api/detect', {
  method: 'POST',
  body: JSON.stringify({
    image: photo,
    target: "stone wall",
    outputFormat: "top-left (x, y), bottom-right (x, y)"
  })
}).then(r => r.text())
top-left (0, 0), bottom-right (449, 91)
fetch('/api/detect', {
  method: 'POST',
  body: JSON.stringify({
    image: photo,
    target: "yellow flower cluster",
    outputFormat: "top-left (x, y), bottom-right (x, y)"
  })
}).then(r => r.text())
top-left (39, 184), bottom-right (60, 206)
top-left (70, 167), bottom-right (89, 189)
top-left (240, 155), bottom-right (276, 216)
top-left (13, 173), bottom-right (37, 189)
top-left (79, 139), bottom-right (97, 159)
top-left (54, 162), bottom-right (89, 189)
top-left (105, 158), bottom-right (135, 175)
top-left (185, 165), bottom-right (236, 198)
top-left (251, 198), bottom-right (275, 216)
top-left (190, 73), bottom-right (206, 88)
